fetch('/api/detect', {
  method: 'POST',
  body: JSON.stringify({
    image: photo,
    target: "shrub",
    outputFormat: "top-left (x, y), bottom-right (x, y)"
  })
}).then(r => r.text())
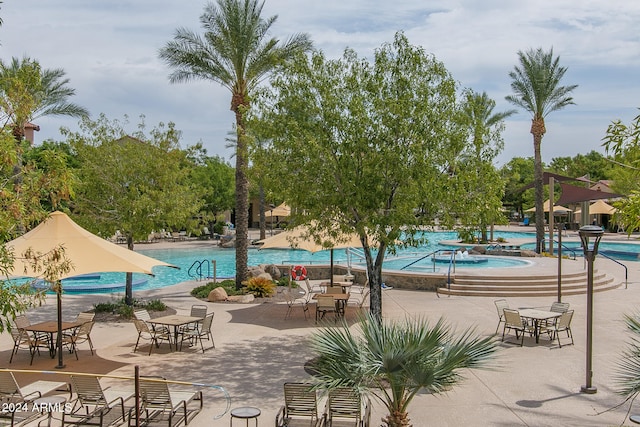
top-left (242, 277), bottom-right (276, 298)
top-left (118, 304), bottom-right (135, 319)
top-left (94, 302), bottom-right (119, 313)
top-left (496, 237), bottom-right (507, 243)
top-left (277, 276), bottom-right (297, 288)
top-left (145, 299), bottom-right (167, 311)
top-left (191, 279), bottom-right (240, 299)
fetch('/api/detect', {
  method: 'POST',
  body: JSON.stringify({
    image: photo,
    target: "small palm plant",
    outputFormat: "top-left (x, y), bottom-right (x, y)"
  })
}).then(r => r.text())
top-left (309, 312), bottom-right (498, 427)
top-left (613, 313), bottom-right (640, 405)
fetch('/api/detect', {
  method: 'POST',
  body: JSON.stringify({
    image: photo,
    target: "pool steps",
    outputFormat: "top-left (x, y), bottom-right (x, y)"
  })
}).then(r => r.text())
top-left (437, 270), bottom-right (620, 297)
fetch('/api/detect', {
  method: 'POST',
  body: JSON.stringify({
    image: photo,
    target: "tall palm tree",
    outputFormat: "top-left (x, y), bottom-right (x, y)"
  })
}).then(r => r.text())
top-left (159, 0), bottom-right (312, 288)
top-left (0, 56), bottom-right (89, 141)
top-left (310, 313), bottom-right (498, 427)
top-left (505, 47), bottom-right (577, 253)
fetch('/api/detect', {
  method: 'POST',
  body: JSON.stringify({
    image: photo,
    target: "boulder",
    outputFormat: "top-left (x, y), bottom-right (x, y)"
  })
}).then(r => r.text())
top-left (228, 294), bottom-right (255, 303)
top-left (520, 250), bottom-right (537, 257)
top-left (471, 245), bottom-right (486, 255)
top-left (263, 264), bottom-right (282, 280)
top-left (256, 272), bottom-right (273, 281)
top-left (207, 287), bottom-right (229, 302)
top-left (247, 266), bottom-right (265, 278)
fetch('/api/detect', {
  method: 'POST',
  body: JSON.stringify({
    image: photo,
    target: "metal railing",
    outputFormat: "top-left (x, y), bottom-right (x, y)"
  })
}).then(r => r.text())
top-left (188, 259), bottom-right (217, 281)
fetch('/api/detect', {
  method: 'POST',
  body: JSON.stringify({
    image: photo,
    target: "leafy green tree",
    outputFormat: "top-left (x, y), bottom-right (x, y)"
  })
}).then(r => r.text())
top-left (548, 150), bottom-right (614, 182)
top-left (64, 114), bottom-right (202, 304)
top-left (0, 57), bottom-right (88, 141)
top-left (159, 0), bottom-right (312, 289)
top-left (0, 128), bottom-right (75, 332)
top-left (254, 33), bottom-right (465, 320)
top-left (310, 313), bottom-right (498, 427)
top-left (452, 90), bottom-right (514, 241)
top-left (500, 157), bottom-right (536, 220)
top-left (506, 47), bottom-right (577, 253)
top-left (602, 111), bottom-right (640, 233)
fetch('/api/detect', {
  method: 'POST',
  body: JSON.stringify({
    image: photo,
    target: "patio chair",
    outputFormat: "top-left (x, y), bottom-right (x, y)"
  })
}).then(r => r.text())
top-left (545, 310), bottom-right (575, 348)
top-left (179, 313), bottom-right (215, 352)
top-left (0, 371), bottom-right (69, 427)
top-left (325, 286), bottom-right (344, 295)
top-left (315, 295), bottom-right (338, 323)
top-left (550, 301), bottom-right (570, 313)
top-left (76, 311), bottom-right (96, 324)
top-left (322, 387), bottom-right (370, 427)
top-left (135, 309), bottom-right (170, 335)
top-left (305, 278), bottom-right (323, 294)
top-left (347, 289), bottom-right (370, 311)
top-left (137, 376), bottom-right (203, 427)
top-left (133, 319), bottom-right (172, 355)
top-left (284, 290), bottom-right (309, 320)
top-left (63, 375), bottom-right (133, 427)
top-left (275, 382), bottom-right (320, 427)
top-left (494, 299), bottom-right (509, 335)
top-left (8, 327), bottom-right (49, 365)
top-left (62, 320), bottom-right (96, 359)
top-left (502, 309), bottom-right (532, 347)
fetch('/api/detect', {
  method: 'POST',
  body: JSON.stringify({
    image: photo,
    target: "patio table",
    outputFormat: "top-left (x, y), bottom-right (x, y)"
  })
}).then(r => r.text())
top-left (519, 309), bottom-right (562, 344)
top-left (148, 315), bottom-right (202, 349)
top-left (25, 320), bottom-right (82, 358)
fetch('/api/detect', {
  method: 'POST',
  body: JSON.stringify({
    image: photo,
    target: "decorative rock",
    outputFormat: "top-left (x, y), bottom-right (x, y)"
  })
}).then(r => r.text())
top-left (247, 266), bottom-right (265, 278)
top-left (471, 246), bottom-right (486, 254)
top-left (208, 287), bottom-right (229, 302)
top-left (256, 272), bottom-right (273, 281)
top-left (520, 250), bottom-right (537, 257)
top-left (228, 294), bottom-right (255, 303)
top-left (263, 264), bottom-right (282, 280)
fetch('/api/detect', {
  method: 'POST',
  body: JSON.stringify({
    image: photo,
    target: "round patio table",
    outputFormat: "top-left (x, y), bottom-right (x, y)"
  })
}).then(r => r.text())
top-left (230, 406), bottom-right (260, 427)
top-left (630, 415), bottom-right (640, 424)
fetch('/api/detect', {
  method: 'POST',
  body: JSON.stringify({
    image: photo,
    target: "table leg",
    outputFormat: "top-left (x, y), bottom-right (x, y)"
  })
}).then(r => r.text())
top-left (49, 332), bottom-right (56, 358)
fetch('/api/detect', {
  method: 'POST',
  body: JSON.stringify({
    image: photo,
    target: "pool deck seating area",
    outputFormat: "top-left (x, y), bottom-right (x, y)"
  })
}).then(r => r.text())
top-left (2, 225), bottom-right (640, 426)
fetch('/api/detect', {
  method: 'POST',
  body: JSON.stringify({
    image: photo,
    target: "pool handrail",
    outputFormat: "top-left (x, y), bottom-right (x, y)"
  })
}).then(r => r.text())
top-left (188, 259), bottom-right (212, 281)
top-left (589, 251), bottom-right (628, 289)
top-left (400, 249), bottom-right (452, 272)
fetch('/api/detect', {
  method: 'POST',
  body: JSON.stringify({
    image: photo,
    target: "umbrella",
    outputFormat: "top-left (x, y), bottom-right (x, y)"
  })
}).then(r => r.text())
top-left (266, 202), bottom-right (291, 219)
top-left (5, 211), bottom-right (177, 368)
top-left (586, 199), bottom-right (617, 215)
top-left (257, 224), bottom-right (370, 284)
top-left (525, 200), bottom-right (573, 213)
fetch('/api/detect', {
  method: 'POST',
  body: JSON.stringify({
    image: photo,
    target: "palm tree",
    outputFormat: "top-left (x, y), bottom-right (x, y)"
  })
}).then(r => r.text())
top-left (0, 56), bottom-right (89, 141)
top-left (505, 47), bottom-right (577, 253)
top-left (310, 313), bottom-right (498, 427)
top-left (159, 0), bottom-right (312, 288)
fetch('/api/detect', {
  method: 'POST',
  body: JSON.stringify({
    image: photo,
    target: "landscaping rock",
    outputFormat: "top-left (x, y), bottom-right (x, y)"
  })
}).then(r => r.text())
top-left (263, 264), bottom-right (282, 280)
top-left (228, 294), bottom-right (255, 303)
top-left (208, 287), bottom-right (229, 302)
top-left (520, 250), bottom-right (537, 257)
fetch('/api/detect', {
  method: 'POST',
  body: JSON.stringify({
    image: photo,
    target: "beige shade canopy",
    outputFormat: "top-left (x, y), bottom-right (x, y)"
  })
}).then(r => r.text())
top-left (258, 223), bottom-right (368, 253)
top-left (266, 202), bottom-right (291, 218)
top-left (585, 199), bottom-right (617, 215)
top-left (525, 200), bottom-right (573, 213)
top-left (6, 211), bottom-right (176, 281)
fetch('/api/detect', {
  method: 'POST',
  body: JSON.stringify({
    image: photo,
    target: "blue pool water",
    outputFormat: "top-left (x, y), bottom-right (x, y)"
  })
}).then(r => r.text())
top-left (36, 230), bottom-right (546, 293)
top-left (520, 241), bottom-right (640, 261)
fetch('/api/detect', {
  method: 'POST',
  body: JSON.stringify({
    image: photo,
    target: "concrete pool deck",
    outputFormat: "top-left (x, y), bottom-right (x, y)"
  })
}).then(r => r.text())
top-left (2, 226), bottom-right (640, 426)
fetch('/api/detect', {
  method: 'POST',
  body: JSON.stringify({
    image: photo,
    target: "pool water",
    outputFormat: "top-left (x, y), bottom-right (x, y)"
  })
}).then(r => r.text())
top-left (520, 241), bottom-right (640, 261)
top-left (47, 230), bottom-right (544, 293)
top-left (381, 254), bottom-right (532, 271)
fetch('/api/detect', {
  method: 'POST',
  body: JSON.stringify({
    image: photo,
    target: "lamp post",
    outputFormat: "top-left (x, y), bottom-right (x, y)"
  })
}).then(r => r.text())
top-left (579, 225), bottom-right (604, 394)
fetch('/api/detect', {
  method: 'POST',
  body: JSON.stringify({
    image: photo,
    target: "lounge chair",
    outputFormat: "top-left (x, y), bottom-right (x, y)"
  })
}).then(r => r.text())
top-left (275, 382), bottom-right (320, 427)
top-left (179, 313), bottom-right (215, 352)
top-left (0, 371), bottom-right (68, 426)
top-left (322, 387), bottom-right (370, 427)
top-left (494, 299), bottom-right (509, 335)
top-left (137, 376), bottom-right (203, 427)
top-left (63, 375), bottom-right (133, 427)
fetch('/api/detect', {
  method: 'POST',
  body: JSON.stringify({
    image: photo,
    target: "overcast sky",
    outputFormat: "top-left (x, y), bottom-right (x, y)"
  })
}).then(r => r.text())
top-left (3, 1), bottom-right (639, 166)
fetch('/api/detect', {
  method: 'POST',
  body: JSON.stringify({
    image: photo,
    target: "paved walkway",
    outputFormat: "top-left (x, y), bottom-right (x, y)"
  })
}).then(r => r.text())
top-left (2, 228), bottom-right (640, 426)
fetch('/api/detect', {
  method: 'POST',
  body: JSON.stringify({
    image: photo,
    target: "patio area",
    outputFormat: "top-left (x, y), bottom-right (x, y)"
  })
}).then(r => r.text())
top-left (2, 238), bottom-right (640, 426)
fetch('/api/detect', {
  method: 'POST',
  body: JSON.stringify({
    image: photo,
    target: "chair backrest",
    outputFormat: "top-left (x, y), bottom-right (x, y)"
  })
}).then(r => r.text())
top-left (134, 309), bottom-right (151, 322)
top-left (283, 382), bottom-right (317, 418)
top-left (200, 313), bottom-right (214, 333)
top-left (304, 279), bottom-right (314, 295)
top-left (71, 376), bottom-right (108, 407)
top-left (14, 315), bottom-right (30, 329)
top-left (190, 304), bottom-right (208, 319)
top-left (77, 321), bottom-right (94, 337)
top-left (327, 387), bottom-right (362, 422)
top-left (550, 302), bottom-right (570, 313)
top-left (76, 312), bottom-right (95, 324)
top-left (134, 319), bottom-right (151, 335)
top-left (325, 286), bottom-right (344, 294)
top-left (332, 275), bottom-right (346, 283)
top-left (558, 310), bottom-right (574, 329)
top-left (139, 377), bottom-right (172, 409)
top-left (494, 299), bottom-right (509, 318)
top-left (316, 295), bottom-right (336, 310)
top-left (0, 371), bottom-right (22, 398)
top-left (503, 309), bottom-right (523, 328)
top-left (358, 290), bottom-right (370, 308)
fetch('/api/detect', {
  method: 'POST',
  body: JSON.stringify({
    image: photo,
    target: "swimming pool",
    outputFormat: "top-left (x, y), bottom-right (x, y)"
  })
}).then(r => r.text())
top-left (520, 241), bottom-right (640, 261)
top-left (48, 230), bottom-right (540, 293)
top-left (380, 254), bottom-right (532, 272)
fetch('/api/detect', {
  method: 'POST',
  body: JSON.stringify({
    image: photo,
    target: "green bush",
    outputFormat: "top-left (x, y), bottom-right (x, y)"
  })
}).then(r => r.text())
top-left (242, 277), bottom-right (276, 298)
top-left (118, 304), bottom-right (134, 319)
top-left (277, 276), bottom-right (297, 288)
top-left (94, 302), bottom-right (119, 313)
top-left (191, 279), bottom-right (241, 299)
top-left (145, 299), bottom-right (167, 311)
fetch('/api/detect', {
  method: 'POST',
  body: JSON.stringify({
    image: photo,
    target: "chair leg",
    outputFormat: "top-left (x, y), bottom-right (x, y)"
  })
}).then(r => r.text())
top-left (87, 336), bottom-right (95, 355)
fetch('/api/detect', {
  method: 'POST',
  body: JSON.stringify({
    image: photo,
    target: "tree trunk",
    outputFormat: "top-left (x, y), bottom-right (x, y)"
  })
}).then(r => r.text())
top-left (531, 117), bottom-right (546, 254)
top-left (233, 93), bottom-right (249, 290)
top-left (259, 185), bottom-right (266, 240)
top-left (126, 236), bottom-right (135, 305)
top-left (363, 243), bottom-right (385, 323)
top-left (383, 410), bottom-right (411, 427)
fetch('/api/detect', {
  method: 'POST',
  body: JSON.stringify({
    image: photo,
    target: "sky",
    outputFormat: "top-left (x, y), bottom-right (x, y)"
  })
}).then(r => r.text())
top-left (2, 1), bottom-right (640, 166)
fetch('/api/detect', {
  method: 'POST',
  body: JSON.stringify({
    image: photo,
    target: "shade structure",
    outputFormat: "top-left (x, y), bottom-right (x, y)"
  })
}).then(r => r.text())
top-left (525, 200), bottom-right (573, 213)
top-left (585, 199), bottom-right (617, 215)
top-left (5, 211), bottom-right (177, 368)
top-left (266, 202), bottom-right (291, 219)
top-left (258, 224), bottom-right (372, 284)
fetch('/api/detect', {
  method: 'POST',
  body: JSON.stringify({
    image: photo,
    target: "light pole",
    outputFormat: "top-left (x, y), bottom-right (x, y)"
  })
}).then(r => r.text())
top-left (579, 225), bottom-right (603, 394)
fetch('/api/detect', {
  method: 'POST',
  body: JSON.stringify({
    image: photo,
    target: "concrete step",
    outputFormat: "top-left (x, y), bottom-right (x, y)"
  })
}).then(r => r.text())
top-left (437, 270), bottom-right (622, 297)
